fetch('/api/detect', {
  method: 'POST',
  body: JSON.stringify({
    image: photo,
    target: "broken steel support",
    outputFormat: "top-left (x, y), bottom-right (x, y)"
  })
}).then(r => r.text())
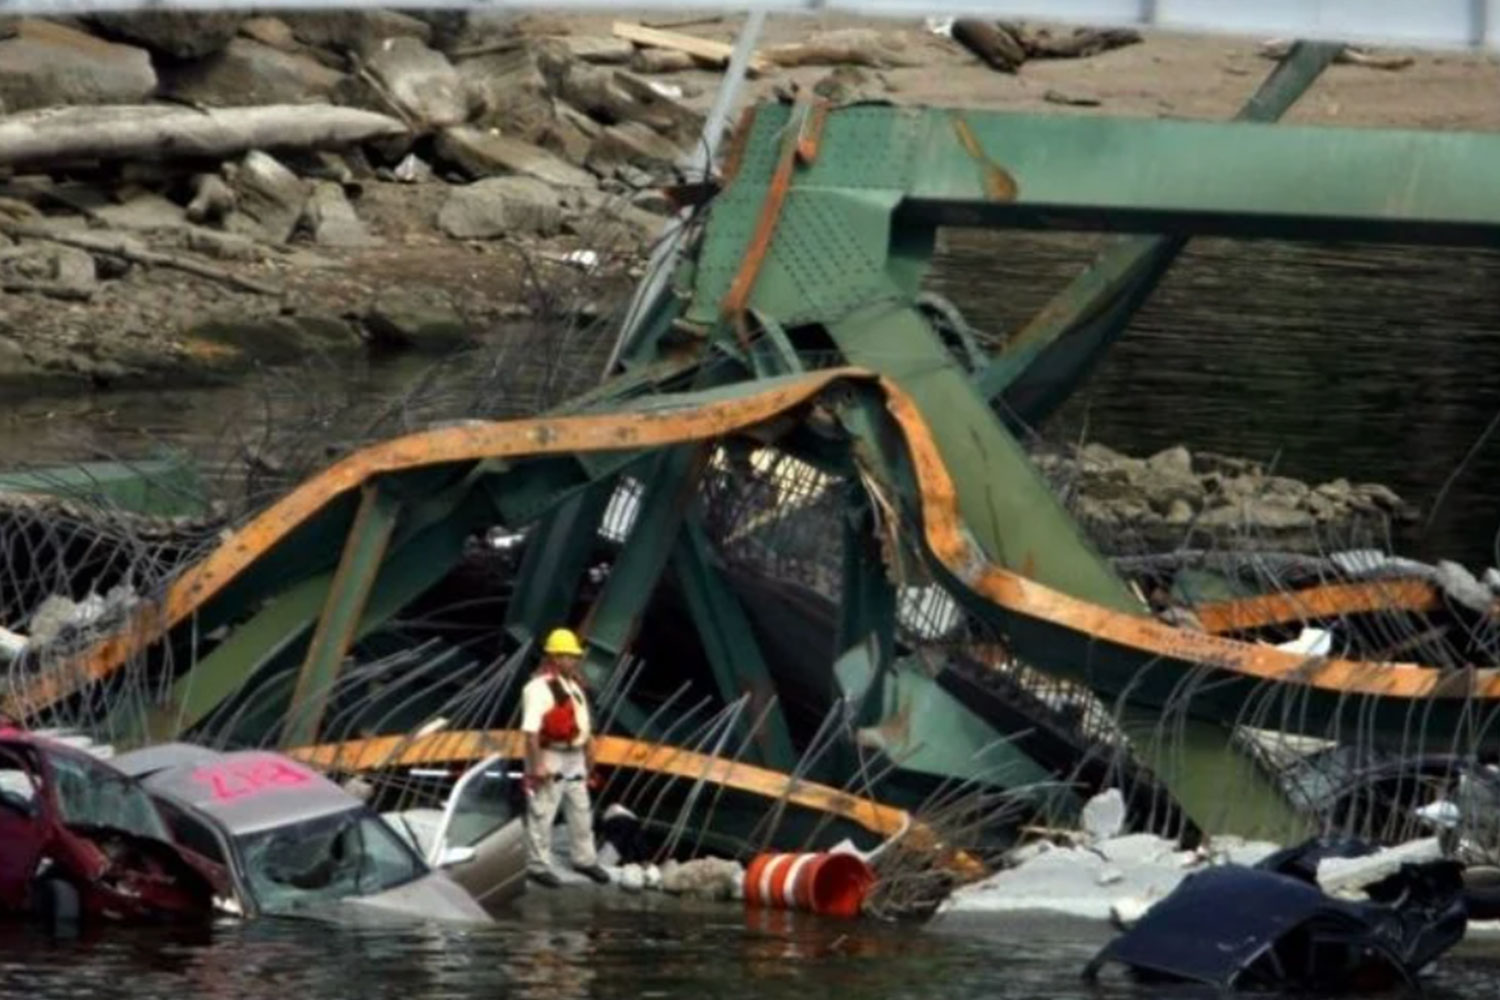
top-left (670, 518), bottom-right (797, 770)
top-left (501, 482), bottom-right (616, 649)
top-left (282, 482), bottom-right (401, 749)
top-left (978, 40), bottom-right (1343, 424)
top-left (828, 301), bottom-right (1142, 613)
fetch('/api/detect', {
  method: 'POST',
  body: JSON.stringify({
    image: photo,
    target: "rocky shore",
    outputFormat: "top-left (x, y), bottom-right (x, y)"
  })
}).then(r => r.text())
top-left (0, 11), bottom-right (747, 391)
top-left (1039, 442), bottom-right (1416, 552)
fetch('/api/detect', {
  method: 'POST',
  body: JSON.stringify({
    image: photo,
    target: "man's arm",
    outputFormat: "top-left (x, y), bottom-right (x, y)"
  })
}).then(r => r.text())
top-left (526, 731), bottom-right (545, 783)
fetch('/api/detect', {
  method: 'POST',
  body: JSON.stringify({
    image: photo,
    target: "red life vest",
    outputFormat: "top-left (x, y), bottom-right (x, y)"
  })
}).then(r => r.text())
top-left (539, 674), bottom-right (581, 745)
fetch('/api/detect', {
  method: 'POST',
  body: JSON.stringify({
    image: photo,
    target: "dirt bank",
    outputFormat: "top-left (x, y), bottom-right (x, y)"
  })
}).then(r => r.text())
top-left (1, 11), bottom-right (1495, 397)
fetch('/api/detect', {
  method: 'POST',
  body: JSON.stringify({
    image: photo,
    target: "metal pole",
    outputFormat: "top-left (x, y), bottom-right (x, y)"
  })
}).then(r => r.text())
top-left (600, 10), bottom-right (768, 378)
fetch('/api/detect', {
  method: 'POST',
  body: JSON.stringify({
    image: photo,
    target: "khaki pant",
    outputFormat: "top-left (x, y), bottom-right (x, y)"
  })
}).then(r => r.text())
top-left (525, 748), bottom-right (598, 874)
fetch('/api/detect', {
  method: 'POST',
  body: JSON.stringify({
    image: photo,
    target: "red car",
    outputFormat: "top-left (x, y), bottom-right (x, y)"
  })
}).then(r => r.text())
top-left (0, 728), bottom-right (225, 926)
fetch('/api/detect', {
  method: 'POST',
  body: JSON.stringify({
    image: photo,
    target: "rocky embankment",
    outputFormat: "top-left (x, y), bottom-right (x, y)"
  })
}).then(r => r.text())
top-left (0, 11), bottom-right (747, 391)
top-left (1038, 442), bottom-right (1416, 552)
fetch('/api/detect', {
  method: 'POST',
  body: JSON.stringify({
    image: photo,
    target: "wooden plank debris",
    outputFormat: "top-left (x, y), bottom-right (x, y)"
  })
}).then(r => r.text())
top-left (611, 21), bottom-right (773, 76)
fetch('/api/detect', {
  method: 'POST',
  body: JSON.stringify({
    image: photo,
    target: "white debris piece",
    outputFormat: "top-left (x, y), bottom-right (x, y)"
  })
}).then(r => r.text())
top-left (617, 863), bottom-right (645, 894)
top-left (0, 625), bottom-right (25, 662)
top-left (1275, 626), bottom-right (1333, 657)
top-left (660, 858), bottom-right (744, 900)
top-left (1317, 837), bottom-right (1443, 897)
top-left (643, 863), bottom-right (663, 891)
top-left (1081, 789), bottom-right (1126, 843)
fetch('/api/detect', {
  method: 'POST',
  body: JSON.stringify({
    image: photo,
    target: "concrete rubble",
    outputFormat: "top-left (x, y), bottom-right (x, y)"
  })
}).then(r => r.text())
top-left (935, 790), bottom-right (1446, 927)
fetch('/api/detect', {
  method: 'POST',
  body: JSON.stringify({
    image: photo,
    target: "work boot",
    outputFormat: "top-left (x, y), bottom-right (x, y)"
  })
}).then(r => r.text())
top-left (528, 868), bottom-right (563, 889)
top-left (574, 863), bottom-right (611, 885)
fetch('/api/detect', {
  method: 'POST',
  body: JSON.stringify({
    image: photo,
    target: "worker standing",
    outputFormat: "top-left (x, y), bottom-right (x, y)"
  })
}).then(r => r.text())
top-left (520, 627), bottom-right (611, 888)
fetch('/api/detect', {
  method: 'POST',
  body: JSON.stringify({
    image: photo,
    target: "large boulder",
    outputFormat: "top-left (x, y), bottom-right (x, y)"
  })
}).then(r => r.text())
top-left (363, 286), bottom-right (475, 353)
top-left (0, 20), bottom-right (156, 112)
top-left (361, 36), bottom-right (467, 131)
top-left (90, 11), bottom-right (242, 59)
top-left (435, 126), bottom-right (595, 188)
top-left (586, 121), bottom-right (683, 175)
top-left (161, 38), bottom-right (345, 107)
top-left (459, 46), bottom-right (559, 141)
top-left (438, 176), bottom-right (562, 239)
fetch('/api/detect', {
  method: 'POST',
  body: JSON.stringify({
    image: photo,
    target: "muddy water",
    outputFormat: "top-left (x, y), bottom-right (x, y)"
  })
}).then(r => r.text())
top-left (931, 232), bottom-right (1500, 566)
top-left (5, 896), bottom-right (1500, 1000)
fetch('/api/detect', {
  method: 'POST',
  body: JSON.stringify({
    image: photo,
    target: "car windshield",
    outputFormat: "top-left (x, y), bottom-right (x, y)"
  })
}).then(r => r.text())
top-left (43, 747), bottom-right (172, 842)
top-left (236, 808), bottom-right (425, 913)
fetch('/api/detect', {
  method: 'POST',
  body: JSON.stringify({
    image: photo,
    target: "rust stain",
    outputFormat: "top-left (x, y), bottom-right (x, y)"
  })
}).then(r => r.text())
top-left (1194, 578), bottom-right (1448, 635)
top-left (289, 729), bottom-right (985, 880)
top-left (950, 115), bottom-right (1018, 202)
top-left (721, 99), bottom-right (818, 350)
top-left (719, 105), bottom-right (760, 186)
top-left (796, 102), bottom-right (830, 164)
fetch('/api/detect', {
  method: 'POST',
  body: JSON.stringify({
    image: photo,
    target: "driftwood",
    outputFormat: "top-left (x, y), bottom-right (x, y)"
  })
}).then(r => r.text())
top-left (611, 20), bottom-right (772, 75)
top-left (1260, 39), bottom-right (1413, 70)
top-left (630, 48), bottom-right (698, 74)
top-left (762, 29), bottom-right (923, 69)
top-left (0, 222), bottom-right (282, 296)
top-left (952, 20), bottom-right (1141, 72)
top-left (0, 104), bottom-right (408, 170)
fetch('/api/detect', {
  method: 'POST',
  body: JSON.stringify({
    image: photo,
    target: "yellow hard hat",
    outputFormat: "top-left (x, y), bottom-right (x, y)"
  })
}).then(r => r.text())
top-left (543, 627), bottom-right (585, 657)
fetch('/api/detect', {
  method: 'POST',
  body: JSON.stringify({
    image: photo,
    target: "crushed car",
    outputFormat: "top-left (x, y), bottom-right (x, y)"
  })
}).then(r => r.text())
top-left (113, 744), bottom-right (490, 924)
top-left (0, 728), bottom-right (224, 927)
top-left (1083, 837), bottom-right (1468, 994)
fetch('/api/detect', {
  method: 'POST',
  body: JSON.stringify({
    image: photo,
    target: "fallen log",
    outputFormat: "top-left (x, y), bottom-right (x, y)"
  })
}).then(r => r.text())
top-left (951, 20), bottom-right (1026, 73)
top-left (762, 29), bottom-right (923, 69)
top-left (0, 221), bottom-right (282, 296)
top-left (0, 104), bottom-right (408, 170)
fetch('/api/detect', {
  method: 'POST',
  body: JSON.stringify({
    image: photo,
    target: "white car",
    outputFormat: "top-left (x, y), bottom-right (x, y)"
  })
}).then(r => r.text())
top-left (113, 744), bottom-right (490, 924)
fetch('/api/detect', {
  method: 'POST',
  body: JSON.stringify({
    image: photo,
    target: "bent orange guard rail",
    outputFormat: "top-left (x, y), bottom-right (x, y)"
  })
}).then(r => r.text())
top-left (14, 366), bottom-right (1500, 724)
top-left (287, 729), bottom-right (985, 880)
top-left (2, 373), bottom-right (856, 721)
top-left (1193, 578), bottom-right (1452, 635)
top-left (880, 385), bottom-right (1500, 702)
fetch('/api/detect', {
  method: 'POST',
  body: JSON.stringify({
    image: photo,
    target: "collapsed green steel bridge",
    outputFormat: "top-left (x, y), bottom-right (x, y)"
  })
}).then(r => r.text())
top-left (10, 41), bottom-right (1500, 844)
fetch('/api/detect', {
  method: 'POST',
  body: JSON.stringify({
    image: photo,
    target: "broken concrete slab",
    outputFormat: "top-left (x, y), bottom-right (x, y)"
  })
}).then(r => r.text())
top-left (305, 181), bottom-right (380, 247)
top-left (586, 120), bottom-right (683, 174)
top-left (225, 150), bottom-right (308, 244)
top-left (0, 242), bottom-right (97, 299)
top-left (554, 34), bottom-right (634, 64)
top-left (438, 176), bottom-right (562, 239)
top-left (90, 11), bottom-right (242, 59)
top-left (540, 103), bottom-right (598, 167)
top-left (363, 286), bottom-right (475, 353)
top-left (458, 47), bottom-right (557, 142)
top-left (436, 126), bottom-right (596, 188)
top-left (94, 193), bottom-right (188, 233)
top-left (163, 38), bottom-right (346, 107)
top-left (0, 20), bottom-right (156, 113)
top-left (361, 35), bottom-right (467, 131)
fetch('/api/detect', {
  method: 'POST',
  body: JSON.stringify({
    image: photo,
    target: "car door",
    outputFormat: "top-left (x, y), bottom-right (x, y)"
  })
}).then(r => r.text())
top-left (0, 746), bottom-right (47, 909)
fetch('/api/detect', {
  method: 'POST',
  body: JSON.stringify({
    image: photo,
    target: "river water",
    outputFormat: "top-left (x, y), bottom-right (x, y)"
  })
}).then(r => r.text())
top-left (6, 236), bottom-right (1500, 995)
top-left (6, 895), bottom-right (1500, 1000)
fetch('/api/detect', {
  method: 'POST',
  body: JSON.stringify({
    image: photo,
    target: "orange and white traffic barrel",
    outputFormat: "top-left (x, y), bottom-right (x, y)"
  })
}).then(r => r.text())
top-left (743, 852), bottom-right (874, 919)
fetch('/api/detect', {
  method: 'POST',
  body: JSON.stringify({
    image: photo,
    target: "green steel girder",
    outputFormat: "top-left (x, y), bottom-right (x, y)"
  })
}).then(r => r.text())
top-left (580, 445), bottom-right (709, 729)
top-left (501, 481), bottom-right (617, 647)
top-left (670, 518), bottom-right (796, 769)
top-left (827, 301), bottom-right (1142, 614)
top-left (978, 40), bottom-right (1343, 422)
top-left (282, 482), bottom-right (402, 749)
top-left (835, 489), bottom-right (896, 728)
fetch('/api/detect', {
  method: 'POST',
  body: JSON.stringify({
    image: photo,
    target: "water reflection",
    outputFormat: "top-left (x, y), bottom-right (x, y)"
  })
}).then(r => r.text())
top-left (1, 897), bottom-right (1499, 999)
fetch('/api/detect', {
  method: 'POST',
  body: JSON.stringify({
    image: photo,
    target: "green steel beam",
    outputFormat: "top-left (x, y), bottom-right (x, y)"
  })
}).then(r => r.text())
top-left (828, 301), bottom-right (1142, 614)
top-left (502, 481), bottom-right (616, 646)
top-left (579, 444), bottom-right (708, 731)
top-left (282, 482), bottom-right (401, 749)
top-left (976, 41), bottom-right (1342, 418)
top-left (835, 490), bottom-right (897, 727)
top-left (670, 517), bottom-right (797, 769)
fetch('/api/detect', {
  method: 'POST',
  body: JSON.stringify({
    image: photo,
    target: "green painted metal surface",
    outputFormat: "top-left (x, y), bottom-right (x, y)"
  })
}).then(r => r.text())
top-left (283, 483), bottom-right (401, 749)
top-left (828, 301), bottom-right (1142, 614)
top-left (671, 518), bottom-right (796, 769)
top-left (977, 41), bottom-right (1342, 420)
top-left (0, 453), bottom-right (208, 517)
